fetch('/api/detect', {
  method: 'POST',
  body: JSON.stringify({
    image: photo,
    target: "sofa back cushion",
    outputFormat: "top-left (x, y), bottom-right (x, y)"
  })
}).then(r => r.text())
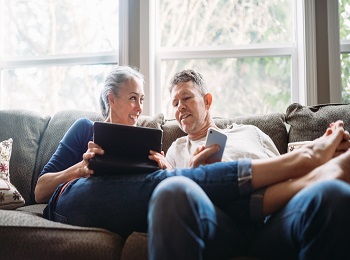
top-left (162, 113), bottom-right (288, 155)
top-left (286, 103), bottom-right (350, 143)
top-left (0, 109), bottom-right (50, 204)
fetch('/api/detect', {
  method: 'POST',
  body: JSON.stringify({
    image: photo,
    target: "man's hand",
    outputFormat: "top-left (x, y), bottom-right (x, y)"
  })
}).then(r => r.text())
top-left (149, 150), bottom-right (173, 170)
top-left (189, 145), bottom-right (221, 168)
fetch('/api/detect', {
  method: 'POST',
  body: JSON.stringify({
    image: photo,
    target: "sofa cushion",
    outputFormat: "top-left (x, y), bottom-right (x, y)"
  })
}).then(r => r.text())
top-left (286, 103), bottom-right (350, 143)
top-left (213, 113), bottom-right (288, 154)
top-left (120, 232), bottom-right (148, 260)
top-left (137, 113), bottom-right (164, 129)
top-left (162, 113), bottom-right (288, 155)
top-left (0, 208), bottom-right (123, 260)
top-left (0, 110), bottom-right (50, 205)
top-left (0, 206), bottom-right (123, 259)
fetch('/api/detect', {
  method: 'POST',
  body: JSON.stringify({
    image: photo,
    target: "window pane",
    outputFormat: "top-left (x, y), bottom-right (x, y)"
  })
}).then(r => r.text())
top-left (341, 53), bottom-right (350, 102)
top-left (0, 65), bottom-right (114, 115)
top-left (339, 0), bottom-right (350, 102)
top-left (1, 0), bottom-right (118, 57)
top-left (160, 57), bottom-right (291, 118)
top-left (339, 0), bottom-right (350, 40)
top-left (158, 0), bottom-right (294, 47)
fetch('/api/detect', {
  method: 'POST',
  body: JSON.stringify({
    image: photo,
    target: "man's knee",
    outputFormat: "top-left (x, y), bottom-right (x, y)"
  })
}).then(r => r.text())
top-left (149, 176), bottom-right (201, 218)
top-left (298, 180), bottom-right (350, 222)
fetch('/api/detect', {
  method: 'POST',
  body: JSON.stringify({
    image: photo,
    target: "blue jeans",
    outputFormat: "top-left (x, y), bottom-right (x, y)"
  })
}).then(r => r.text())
top-left (44, 161), bottom-right (244, 240)
top-left (148, 177), bottom-right (350, 260)
top-left (252, 180), bottom-right (350, 259)
top-left (148, 176), bottom-right (252, 260)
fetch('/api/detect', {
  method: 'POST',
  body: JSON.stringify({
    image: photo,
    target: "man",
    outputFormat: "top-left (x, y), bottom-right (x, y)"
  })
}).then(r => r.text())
top-left (148, 69), bottom-right (350, 259)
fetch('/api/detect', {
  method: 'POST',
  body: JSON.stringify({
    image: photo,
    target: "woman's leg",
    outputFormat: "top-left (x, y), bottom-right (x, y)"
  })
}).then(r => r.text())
top-left (148, 176), bottom-right (249, 260)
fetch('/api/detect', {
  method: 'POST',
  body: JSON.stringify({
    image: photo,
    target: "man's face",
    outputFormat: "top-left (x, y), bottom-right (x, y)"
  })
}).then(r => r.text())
top-left (171, 81), bottom-right (209, 135)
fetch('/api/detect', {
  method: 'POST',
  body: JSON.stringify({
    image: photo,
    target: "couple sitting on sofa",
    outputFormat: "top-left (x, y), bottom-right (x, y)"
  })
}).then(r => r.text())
top-left (35, 66), bottom-right (350, 259)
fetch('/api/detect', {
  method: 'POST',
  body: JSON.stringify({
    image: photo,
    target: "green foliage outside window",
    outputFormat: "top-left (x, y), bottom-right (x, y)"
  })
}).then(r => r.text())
top-left (339, 0), bottom-right (350, 103)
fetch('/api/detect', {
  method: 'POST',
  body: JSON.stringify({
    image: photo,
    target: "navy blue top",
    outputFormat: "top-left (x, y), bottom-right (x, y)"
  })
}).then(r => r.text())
top-left (40, 118), bottom-right (94, 176)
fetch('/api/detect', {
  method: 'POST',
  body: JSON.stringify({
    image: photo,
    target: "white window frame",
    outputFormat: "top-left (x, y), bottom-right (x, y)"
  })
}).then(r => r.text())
top-left (327, 0), bottom-right (342, 103)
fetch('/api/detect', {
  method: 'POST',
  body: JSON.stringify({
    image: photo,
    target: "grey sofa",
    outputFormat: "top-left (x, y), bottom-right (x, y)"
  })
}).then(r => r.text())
top-left (0, 103), bottom-right (349, 259)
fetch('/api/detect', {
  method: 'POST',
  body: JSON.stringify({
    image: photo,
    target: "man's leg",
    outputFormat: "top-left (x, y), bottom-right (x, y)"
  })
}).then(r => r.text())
top-left (252, 180), bottom-right (350, 259)
top-left (148, 176), bottom-right (248, 260)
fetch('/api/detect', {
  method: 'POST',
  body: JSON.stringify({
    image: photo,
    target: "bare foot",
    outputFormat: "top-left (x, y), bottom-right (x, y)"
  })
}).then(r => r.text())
top-left (298, 120), bottom-right (350, 170)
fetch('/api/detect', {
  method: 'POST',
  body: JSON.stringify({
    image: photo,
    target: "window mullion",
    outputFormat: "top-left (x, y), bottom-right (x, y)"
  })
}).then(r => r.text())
top-left (296, 0), bottom-right (317, 106)
top-left (0, 52), bottom-right (119, 69)
top-left (328, 0), bottom-right (341, 103)
top-left (158, 45), bottom-right (295, 60)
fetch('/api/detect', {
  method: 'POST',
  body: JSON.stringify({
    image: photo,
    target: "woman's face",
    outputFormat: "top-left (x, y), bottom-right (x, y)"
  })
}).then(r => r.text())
top-left (108, 77), bottom-right (144, 126)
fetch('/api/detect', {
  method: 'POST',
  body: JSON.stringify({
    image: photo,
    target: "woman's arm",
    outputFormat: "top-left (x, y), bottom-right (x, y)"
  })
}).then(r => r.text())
top-left (35, 162), bottom-right (84, 203)
top-left (35, 141), bottom-right (103, 203)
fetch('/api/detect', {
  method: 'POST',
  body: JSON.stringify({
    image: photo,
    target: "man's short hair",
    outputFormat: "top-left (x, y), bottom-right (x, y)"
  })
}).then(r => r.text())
top-left (169, 69), bottom-right (207, 96)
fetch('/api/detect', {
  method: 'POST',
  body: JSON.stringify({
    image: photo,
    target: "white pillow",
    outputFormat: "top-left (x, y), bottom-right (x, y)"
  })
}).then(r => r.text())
top-left (0, 138), bottom-right (12, 181)
top-left (0, 138), bottom-right (25, 209)
top-left (0, 179), bottom-right (25, 209)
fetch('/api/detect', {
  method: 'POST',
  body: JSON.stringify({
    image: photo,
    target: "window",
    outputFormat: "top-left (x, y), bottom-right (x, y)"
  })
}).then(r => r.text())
top-left (154, 0), bottom-right (296, 118)
top-left (339, 0), bottom-right (350, 102)
top-left (0, 0), bottom-right (119, 115)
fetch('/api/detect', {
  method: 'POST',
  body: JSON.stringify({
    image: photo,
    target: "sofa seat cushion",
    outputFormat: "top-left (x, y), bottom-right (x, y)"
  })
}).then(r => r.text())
top-left (121, 232), bottom-right (148, 260)
top-left (0, 208), bottom-right (123, 260)
top-left (286, 103), bottom-right (350, 143)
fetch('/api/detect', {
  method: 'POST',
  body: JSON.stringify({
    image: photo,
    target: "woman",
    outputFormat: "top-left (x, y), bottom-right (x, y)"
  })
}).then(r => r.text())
top-left (35, 66), bottom-right (350, 245)
top-left (35, 65), bottom-right (148, 237)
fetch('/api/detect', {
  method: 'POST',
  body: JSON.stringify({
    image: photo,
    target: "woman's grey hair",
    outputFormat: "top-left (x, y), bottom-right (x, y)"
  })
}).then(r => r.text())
top-left (169, 69), bottom-right (207, 96)
top-left (100, 65), bottom-right (144, 119)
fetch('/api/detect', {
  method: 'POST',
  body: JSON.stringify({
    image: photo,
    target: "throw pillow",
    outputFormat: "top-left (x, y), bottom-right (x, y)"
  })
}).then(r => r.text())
top-left (286, 103), bottom-right (350, 143)
top-left (0, 138), bottom-right (25, 209)
top-left (0, 138), bottom-right (13, 181)
top-left (0, 179), bottom-right (25, 209)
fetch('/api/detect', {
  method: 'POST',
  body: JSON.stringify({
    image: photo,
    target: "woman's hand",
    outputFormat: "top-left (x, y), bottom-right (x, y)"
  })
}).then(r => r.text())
top-left (35, 141), bottom-right (104, 203)
top-left (149, 150), bottom-right (173, 170)
top-left (189, 145), bottom-right (221, 168)
top-left (81, 141), bottom-right (105, 176)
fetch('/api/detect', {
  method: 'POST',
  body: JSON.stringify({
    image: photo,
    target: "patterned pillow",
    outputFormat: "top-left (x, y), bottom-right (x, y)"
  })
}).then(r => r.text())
top-left (0, 138), bottom-right (25, 209)
top-left (0, 179), bottom-right (25, 209)
top-left (0, 138), bottom-right (12, 181)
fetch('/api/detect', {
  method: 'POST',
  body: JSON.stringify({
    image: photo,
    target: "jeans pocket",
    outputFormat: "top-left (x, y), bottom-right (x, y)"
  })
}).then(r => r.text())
top-left (53, 211), bottom-right (68, 224)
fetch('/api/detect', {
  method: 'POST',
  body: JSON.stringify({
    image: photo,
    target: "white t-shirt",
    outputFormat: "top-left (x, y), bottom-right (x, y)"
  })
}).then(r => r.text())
top-left (166, 124), bottom-right (280, 168)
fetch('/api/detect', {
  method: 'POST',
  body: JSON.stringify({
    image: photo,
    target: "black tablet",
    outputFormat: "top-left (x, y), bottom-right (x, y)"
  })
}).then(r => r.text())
top-left (89, 121), bottom-right (163, 175)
